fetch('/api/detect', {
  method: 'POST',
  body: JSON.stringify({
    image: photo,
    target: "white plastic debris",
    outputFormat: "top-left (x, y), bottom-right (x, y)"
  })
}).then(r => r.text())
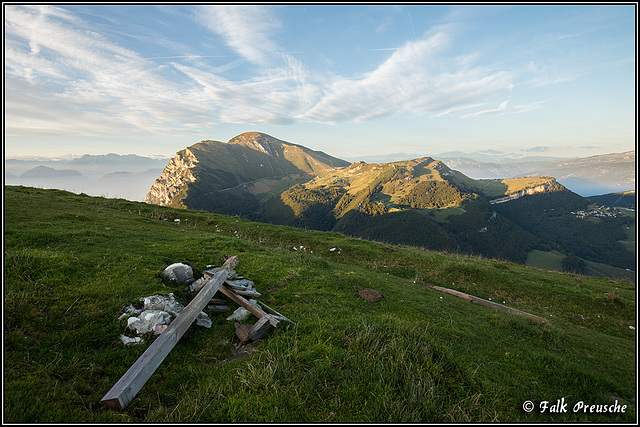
top-left (630, 326), bottom-right (636, 330)
top-left (330, 248), bottom-right (336, 252)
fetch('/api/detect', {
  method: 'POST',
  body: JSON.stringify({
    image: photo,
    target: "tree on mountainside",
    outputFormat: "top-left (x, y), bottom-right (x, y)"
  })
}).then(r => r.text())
top-left (561, 254), bottom-right (588, 275)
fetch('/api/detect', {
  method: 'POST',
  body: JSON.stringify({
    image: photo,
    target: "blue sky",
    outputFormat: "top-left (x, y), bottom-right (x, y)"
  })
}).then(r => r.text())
top-left (3, 3), bottom-right (636, 160)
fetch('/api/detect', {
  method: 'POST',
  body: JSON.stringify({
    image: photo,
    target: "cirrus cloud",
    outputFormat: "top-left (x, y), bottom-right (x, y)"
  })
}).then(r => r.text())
top-left (4, 4), bottom-right (533, 137)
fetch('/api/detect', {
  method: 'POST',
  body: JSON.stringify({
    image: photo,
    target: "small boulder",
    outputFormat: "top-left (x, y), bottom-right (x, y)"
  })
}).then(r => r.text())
top-left (163, 263), bottom-right (194, 285)
top-left (226, 307), bottom-right (252, 322)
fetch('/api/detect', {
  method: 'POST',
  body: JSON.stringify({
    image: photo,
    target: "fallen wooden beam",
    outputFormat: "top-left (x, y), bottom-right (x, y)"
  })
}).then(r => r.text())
top-left (419, 281), bottom-right (547, 323)
top-left (100, 256), bottom-right (239, 410)
top-left (218, 284), bottom-right (280, 328)
top-left (249, 316), bottom-right (272, 341)
top-left (257, 301), bottom-right (295, 325)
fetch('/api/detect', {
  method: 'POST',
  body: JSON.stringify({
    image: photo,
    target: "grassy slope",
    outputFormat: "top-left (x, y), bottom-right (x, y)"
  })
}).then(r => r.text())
top-left (3, 186), bottom-right (637, 423)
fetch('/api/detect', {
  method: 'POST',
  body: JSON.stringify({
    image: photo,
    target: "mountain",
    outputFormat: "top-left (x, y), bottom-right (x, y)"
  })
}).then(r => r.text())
top-left (145, 132), bottom-right (350, 213)
top-left (20, 165), bottom-right (83, 178)
top-left (588, 191), bottom-right (636, 208)
top-left (5, 153), bottom-right (169, 176)
top-left (146, 133), bottom-right (636, 274)
top-left (14, 166), bottom-right (92, 194)
top-left (4, 154), bottom-right (171, 202)
top-left (441, 151), bottom-right (635, 197)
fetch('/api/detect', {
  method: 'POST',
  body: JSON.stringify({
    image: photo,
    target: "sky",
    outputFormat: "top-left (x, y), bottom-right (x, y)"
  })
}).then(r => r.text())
top-left (3, 3), bottom-right (637, 161)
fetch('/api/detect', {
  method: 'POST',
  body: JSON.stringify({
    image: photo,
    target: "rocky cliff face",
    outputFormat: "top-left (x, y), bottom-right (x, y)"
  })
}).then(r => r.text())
top-left (144, 132), bottom-right (350, 208)
top-left (144, 148), bottom-right (200, 206)
top-left (489, 179), bottom-right (559, 204)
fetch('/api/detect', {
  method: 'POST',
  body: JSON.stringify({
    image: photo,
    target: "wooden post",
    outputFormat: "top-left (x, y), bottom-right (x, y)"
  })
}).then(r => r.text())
top-left (419, 281), bottom-right (547, 323)
top-left (100, 256), bottom-right (239, 410)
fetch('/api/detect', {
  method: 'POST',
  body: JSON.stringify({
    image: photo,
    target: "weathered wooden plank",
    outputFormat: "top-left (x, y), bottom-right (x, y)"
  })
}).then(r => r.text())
top-left (420, 281), bottom-right (547, 323)
top-left (218, 284), bottom-right (280, 328)
top-left (249, 316), bottom-right (272, 341)
top-left (234, 322), bottom-right (253, 344)
top-left (207, 304), bottom-right (230, 312)
top-left (233, 289), bottom-right (262, 298)
top-left (101, 256), bottom-right (239, 410)
top-left (257, 301), bottom-right (295, 325)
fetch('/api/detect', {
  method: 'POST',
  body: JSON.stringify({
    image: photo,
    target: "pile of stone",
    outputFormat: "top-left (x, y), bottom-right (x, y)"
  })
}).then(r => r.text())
top-left (103, 255), bottom-right (296, 411)
top-left (190, 264), bottom-right (294, 345)
top-left (118, 263), bottom-right (205, 345)
top-left (118, 293), bottom-right (213, 345)
top-left (118, 261), bottom-right (292, 346)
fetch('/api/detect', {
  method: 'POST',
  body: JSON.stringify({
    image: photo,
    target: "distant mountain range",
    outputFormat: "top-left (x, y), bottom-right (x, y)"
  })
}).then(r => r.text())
top-left (4, 153), bottom-right (169, 201)
top-left (144, 132), bottom-right (636, 276)
top-left (440, 152), bottom-right (635, 197)
top-left (348, 151), bottom-right (635, 197)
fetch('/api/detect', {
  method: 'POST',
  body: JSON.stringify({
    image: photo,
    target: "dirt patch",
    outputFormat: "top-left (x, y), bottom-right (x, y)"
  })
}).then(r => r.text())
top-left (247, 181), bottom-right (272, 195)
top-left (217, 340), bottom-right (259, 365)
top-left (358, 288), bottom-right (383, 302)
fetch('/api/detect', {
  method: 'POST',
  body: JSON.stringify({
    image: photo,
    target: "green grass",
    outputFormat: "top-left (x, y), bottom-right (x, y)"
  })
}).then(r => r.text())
top-left (526, 249), bottom-right (565, 271)
top-left (3, 186), bottom-right (637, 423)
top-left (429, 206), bottom-right (467, 223)
top-left (526, 249), bottom-right (636, 281)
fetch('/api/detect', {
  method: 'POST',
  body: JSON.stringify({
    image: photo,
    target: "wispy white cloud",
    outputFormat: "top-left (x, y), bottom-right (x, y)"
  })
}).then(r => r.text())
top-left (461, 99), bottom-right (509, 118)
top-left (433, 103), bottom-right (487, 117)
top-left (4, 5), bottom-right (540, 138)
top-left (511, 101), bottom-right (546, 114)
top-left (193, 5), bottom-right (281, 65)
top-left (301, 32), bottom-right (515, 123)
top-left (4, 5), bottom-right (217, 136)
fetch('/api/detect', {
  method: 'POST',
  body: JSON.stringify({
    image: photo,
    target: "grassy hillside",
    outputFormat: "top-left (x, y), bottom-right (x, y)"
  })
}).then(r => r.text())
top-left (588, 191), bottom-right (636, 208)
top-left (4, 186), bottom-right (636, 423)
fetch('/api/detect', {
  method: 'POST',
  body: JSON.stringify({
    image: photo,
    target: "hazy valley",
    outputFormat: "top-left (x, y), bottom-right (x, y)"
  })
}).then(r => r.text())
top-left (4, 153), bottom-right (170, 202)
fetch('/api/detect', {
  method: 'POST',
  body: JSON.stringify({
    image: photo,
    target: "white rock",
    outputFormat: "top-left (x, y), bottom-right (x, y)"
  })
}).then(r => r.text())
top-left (118, 304), bottom-right (142, 320)
top-left (226, 307), bottom-right (252, 322)
top-left (140, 293), bottom-right (184, 317)
top-left (120, 334), bottom-right (143, 345)
top-left (196, 311), bottom-right (212, 328)
top-left (127, 310), bottom-right (172, 334)
top-left (163, 263), bottom-right (194, 285)
top-left (152, 324), bottom-right (168, 335)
